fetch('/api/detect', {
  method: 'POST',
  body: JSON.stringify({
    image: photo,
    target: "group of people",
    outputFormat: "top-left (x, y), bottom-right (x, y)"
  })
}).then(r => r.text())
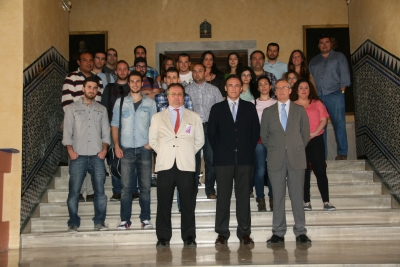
top-left (61, 34), bottom-right (351, 247)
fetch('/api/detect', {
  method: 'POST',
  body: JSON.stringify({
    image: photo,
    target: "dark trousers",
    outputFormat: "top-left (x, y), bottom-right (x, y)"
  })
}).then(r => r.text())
top-left (156, 162), bottom-right (197, 242)
top-left (196, 123), bottom-right (216, 195)
top-left (304, 134), bottom-right (330, 203)
top-left (214, 155), bottom-right (253, 240)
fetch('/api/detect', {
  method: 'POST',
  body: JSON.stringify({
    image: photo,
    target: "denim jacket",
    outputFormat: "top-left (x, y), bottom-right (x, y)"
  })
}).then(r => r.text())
top-left (111, 94), bottom-right (156, 148)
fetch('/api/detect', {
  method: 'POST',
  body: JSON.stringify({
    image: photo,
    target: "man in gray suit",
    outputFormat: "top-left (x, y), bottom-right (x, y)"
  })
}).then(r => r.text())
top-left (260, 79), bottom-right (311, 244)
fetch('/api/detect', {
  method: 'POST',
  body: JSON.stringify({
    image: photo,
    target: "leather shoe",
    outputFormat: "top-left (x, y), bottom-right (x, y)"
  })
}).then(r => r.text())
top-left (215, 235), bottom-right (227, 245)
top-left (296, 234), bottom-right (311, 244)
top-left (207, 193), bottom-right (217, 199)
top-left (86, 194), bottom-right (94, 202)
top-left (267, 235), bottom-right (284, 244)
top-left (335, 155), bottom-right (347, 160)
top-left (240, 235), bottom-right (254, 245)
top-left (156, 239), bottom-right (170, 247)
top-left (78, 194), bottom-right (85, 202)
top-left (184, 236), bottom-right (197, 247)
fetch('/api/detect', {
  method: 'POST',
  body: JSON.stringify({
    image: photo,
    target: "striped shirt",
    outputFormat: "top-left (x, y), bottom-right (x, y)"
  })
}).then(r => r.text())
top-left (61, 68), bottom-right (103, 110)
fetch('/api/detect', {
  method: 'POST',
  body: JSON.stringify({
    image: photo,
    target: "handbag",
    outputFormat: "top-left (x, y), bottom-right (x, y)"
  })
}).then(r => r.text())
top-left (107, 87), bottom-right (125, 179)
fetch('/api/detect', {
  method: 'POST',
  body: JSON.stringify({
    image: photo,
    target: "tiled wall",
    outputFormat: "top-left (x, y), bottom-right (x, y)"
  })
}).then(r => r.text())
top-left (352, 39), bottom-right (400, 200)
top-left (21, 47), bottom-right (68, 228)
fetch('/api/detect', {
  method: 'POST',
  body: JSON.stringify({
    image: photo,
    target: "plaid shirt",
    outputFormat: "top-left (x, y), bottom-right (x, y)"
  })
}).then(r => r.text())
top-left (129, 65), bottom-right (159, 79)
top-left (154, 92), bottom-right (193, 112)
top-left (185, 81), bottom-right (223, 123)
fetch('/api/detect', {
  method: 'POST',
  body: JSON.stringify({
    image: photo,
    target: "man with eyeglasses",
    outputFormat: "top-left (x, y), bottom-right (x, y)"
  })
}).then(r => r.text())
top-left (260, 79), bottom-right (311, 245)
top-left (93, 51), bottom-right (115, 88)
top-left (130, 45), bottom-right (161, 85)
top-left (250, 50), bottom-right (277, 97)
top-left (263, 43), bottom-right (288, 79)
top-left (134, 57), bottom-right (160, 98)
top-left (104, 48), bottom-right (118, 81)
top-left (149, 83), bottom-right (204, 247)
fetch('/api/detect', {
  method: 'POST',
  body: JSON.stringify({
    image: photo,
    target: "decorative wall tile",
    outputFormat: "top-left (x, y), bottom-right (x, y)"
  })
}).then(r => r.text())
top-left (21, 47), bottom-right (68, 229)
top-left (352, 39), bottom-right (400, 200)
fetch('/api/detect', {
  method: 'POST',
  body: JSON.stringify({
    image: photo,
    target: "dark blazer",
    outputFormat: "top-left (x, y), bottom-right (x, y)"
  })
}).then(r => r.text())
top-left (260, 101), bottom-right (310, 170)
top-left (208, 98), bottom-right (260, 166)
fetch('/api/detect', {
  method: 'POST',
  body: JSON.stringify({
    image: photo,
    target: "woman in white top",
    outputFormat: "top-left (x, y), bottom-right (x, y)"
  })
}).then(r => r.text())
top-left (251, 76), bottom-right (277, 212)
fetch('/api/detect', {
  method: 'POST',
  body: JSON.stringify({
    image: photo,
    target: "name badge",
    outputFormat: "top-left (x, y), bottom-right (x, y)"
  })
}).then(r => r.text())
top-left (185, 124), bottom-right (192, 133)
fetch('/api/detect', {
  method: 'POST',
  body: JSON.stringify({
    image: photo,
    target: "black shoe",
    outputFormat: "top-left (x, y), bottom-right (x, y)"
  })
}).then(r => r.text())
top-left (184, 236), bottom-right (197, 247)
top-left (215, 235), bottom-right (228, 245)
top-left (78, 194), bottom-right (85, 202)
top-left (156, 239), bottom-right (170, 247)
top-left (267, 235), bottom-right (284, 244)
top-left (296, 234), bottom-right (311, 244)
top-left (86, 194), bottom-right (94, 202)
top-left (110, 193), bottom-right (121, 201)
top-left (132, 192), bottom-right (140, 200)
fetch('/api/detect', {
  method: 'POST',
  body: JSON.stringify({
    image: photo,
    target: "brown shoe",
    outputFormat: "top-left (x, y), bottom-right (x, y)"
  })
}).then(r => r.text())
top-left (86, 194), bottom-right (94, 202)
top-left (335, 155), bottom-right (347, 160)
top-left (78, 194), bottom-right (85, 202)
top-left (256, 198), bottom-right (267, 212)
top-left (215, 235), bottom-right (227, 245)
top-left (269, 197), bottom-right (273, 211)
top-left (240, 235), bottom-right (254, 245)
top-left (207, 193), bottom-right (217, 199)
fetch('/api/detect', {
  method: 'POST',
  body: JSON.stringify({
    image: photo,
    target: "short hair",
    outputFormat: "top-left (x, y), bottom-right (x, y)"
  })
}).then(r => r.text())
top-left (106, 48), bottom-right (118, 57)
top-left (290, 78), bottom-right (319, 103)
top-left (115, 60), bottom-right (130, 70)
top-left (275, 78), bottom-right (290, 88)
top-left (79, 51), bottom-right (93, 61)
top-left (225, 74), bottom-right (243, 86)
top-left (165, 67), bottom-right (179, 77)
top-left (128, 71), bottom-right (143, 83)
top-left (178, 53), bottom-right (191, 61)
top-left (83, 76), bottom-right (100, 87)
top-left (192, 63), bottom-right (206, 71)
top-left (134, 45), bottom-right (147, 55)
top-left (94, 51), bottom-right (106, 57)
top-left (250, 50), bottom-right (265, 60)
top-left (167, 83), bottom-right (185, 94)
top-left (318, 33), bottom-right (332, 43)
top-left (267, 43), bottom-right (280, 52)
top-left (134, 57), bottom-right (147, 66)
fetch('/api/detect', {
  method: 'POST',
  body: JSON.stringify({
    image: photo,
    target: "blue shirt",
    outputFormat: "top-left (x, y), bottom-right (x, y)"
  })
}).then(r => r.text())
top-left (168, 105), bottom-right (184, 129)
top-left (111, 94), bottom-right (156, 148)
top-left (154, 92), bottom-right (193, 112)
top-left (263, 60), bottom-right (288, 79)
top-left (309, 50), bottom-right (351, 96)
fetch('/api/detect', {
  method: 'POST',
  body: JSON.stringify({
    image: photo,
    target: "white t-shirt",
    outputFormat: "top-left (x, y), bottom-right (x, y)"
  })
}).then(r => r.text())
top-left (180, 71), bottom-right (193, 87)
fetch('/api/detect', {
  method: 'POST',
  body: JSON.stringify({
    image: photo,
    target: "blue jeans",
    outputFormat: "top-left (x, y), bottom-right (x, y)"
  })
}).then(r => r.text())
top-left (112, 171), bottom-right (138, 194)
top-left (67, 155), bottom-right (107, 227)
top-left (120, 146), bottom-right (152, 224)
top-left (320, 90), bottom-right (348, 157)
top-left (253, 143), bottom-right (273, 198)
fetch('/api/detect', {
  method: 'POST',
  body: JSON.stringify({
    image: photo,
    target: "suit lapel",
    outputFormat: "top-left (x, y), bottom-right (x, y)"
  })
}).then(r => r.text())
top-left (274, 103), bottom-right (285, 133)
top-left (163, 109), bottom-right (174, 133)
top-left (177, 109), bottom-right (189, 134)
top-left (286, 101), bottom-right (295, 132)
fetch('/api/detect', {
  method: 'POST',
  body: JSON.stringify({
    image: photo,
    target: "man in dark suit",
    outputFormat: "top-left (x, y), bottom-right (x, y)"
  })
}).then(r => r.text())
top-left (260, 79), bottom-right (311, 244)
top-left (208, 74), bottom-right (260, 245)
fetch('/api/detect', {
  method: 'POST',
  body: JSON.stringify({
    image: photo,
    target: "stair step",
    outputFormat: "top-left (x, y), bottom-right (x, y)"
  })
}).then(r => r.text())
top-left (30, 209), bottom-right (400, 233)
top-left (21, 224), bottom-right (400, 248)
top-left (38, 195), bottom-right (392, 217)
top-left (52, 170), bottom-right (374, 190)
top-left (46, 182), bottom-right (382, 203)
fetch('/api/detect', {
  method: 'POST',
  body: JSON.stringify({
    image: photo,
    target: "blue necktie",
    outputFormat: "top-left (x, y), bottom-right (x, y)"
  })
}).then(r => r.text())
top-left (281, 103), bottom-right (287, 131)
top-left (232, 102), bottom-right (237, 122)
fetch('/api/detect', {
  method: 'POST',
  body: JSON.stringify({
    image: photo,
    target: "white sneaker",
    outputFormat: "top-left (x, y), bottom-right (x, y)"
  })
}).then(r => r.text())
top-left (141, 220), bottom-right (153, 229)
top-left (117, 221), bottom-right (131, 230)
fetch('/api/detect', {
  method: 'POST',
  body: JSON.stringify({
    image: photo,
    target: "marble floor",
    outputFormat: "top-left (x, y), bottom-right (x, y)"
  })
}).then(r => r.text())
top-left (2, 241), bottom-right (400, 266)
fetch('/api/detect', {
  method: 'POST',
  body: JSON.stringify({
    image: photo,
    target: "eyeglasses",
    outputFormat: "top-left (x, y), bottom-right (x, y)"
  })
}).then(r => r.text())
top-left (95, 56), bottom-right (106, 61)
top-left (135, 65), bottom-right (147, 69)
top-left (169, 93), bottom-right (183, 97)
top-left (275, 86), bottom-right (289, 91)
top-left (107, 54), bottom-right (117, 57)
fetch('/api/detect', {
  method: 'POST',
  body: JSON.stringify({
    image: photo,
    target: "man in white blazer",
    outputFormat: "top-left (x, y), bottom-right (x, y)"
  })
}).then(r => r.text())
top-left (149, 83), bottom-right (204, 247)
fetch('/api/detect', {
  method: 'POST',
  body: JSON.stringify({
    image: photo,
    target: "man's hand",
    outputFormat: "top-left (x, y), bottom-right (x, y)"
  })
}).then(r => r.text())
top-left (97, 149), bottom-right (107, 160)
top-left (115, 146), bottom-right (124, 158)
top-left (144, 143), bottom-right (152, 150)
top-left (68, 149), bottom-right (79, 160)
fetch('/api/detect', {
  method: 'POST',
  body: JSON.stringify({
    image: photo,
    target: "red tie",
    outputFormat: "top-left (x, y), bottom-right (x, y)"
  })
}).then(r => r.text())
top-left (174, 109), bottom-right (180, 133)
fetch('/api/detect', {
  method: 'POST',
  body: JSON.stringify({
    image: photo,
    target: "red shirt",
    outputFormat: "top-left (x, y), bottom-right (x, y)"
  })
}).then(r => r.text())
top-left (305, 100), bottom-right (329, 136)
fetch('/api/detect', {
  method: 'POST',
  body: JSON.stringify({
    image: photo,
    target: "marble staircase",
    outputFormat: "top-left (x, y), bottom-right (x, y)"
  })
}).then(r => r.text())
top-left (20, 160), bottom-right (400, 248)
